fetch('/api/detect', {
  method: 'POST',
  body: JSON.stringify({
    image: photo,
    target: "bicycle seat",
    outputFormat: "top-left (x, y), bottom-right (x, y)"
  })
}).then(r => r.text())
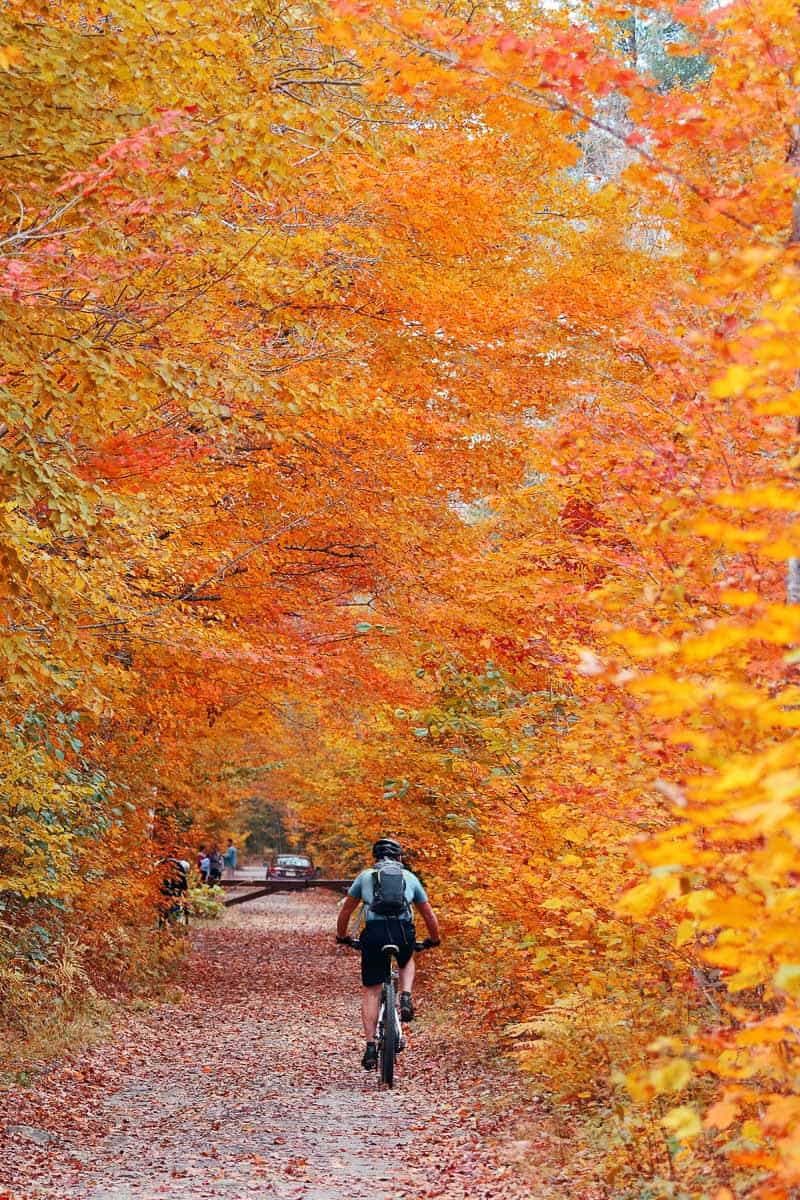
top-left (381, 943), bottom-right (400, 954)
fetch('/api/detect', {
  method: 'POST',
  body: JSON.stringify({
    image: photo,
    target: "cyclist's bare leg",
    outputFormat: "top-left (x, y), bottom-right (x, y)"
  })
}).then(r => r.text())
top-left (398, 955), bottom-right (416, 996)
top-left (362, 984), bottom-right (381, 1039)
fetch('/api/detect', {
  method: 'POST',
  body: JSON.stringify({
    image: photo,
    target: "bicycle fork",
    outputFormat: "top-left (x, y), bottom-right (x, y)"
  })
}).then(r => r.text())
top-left (377, 999), bottom-right (405, 1050)
top-left (378, 951), bottom-right (405, 1053)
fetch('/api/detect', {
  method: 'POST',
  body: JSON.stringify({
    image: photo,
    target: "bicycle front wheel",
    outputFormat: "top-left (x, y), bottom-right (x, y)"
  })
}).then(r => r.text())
top-left (379, 980), bottom-right (397, 1087)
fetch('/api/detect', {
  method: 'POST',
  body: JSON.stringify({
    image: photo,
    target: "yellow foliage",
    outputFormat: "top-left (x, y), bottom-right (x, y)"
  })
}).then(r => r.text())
top-left (709, 365), bottom-right (757, 398)
top-left (650, 1057), bottom-right (693, 1095)
top-left (662, 1104), bottom-right (703, 1142)
top-left (4, 1), bottom-right (800, 1198)
top-left (618, 875), bottom-right (681, 919)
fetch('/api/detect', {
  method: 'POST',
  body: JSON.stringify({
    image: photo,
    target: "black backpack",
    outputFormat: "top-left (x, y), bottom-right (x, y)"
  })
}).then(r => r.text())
top-left (160, 859), bottom-right (187, 897)
top-left (369, 860), bottom-right (407, 917)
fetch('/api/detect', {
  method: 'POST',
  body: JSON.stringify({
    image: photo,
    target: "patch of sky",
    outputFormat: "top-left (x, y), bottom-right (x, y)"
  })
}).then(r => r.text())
top-left (449, 494), bottom-right (496, 525)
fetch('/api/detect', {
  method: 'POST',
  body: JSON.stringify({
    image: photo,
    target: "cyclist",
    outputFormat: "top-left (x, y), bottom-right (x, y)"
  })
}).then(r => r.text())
top-left (336, 836), bottom-right (441, 1070)
top-left (157, 856), bottom-right (190, 925)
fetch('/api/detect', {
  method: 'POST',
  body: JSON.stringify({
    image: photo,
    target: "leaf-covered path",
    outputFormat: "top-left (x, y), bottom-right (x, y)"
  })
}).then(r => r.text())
top-left (1, 893), bottom-right (536, 1199)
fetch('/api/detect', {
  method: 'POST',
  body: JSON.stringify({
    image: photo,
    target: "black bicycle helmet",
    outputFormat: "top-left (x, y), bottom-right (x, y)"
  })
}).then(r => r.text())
top-left (372, 836), bottom-right (402, 861)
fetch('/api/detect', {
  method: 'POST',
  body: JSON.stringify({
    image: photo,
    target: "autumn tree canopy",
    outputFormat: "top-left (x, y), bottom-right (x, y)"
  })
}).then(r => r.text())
top-left (3, 0), bottom-right (800, 1194)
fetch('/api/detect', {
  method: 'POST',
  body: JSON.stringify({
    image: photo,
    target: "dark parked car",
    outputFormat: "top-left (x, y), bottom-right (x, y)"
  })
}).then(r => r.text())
top-left (266, 853), bottom-right (319, 881)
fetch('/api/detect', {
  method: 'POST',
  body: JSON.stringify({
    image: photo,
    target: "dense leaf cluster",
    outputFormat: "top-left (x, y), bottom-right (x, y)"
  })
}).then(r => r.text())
top-left (3, 1), bottom-right (800, 1196)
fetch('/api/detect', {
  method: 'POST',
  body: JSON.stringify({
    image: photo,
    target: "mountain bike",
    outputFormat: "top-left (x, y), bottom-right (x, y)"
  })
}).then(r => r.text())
top-left (342, 936), bottom-right (435, 1087)
top-left (158, 896), bottom-right (190, 930)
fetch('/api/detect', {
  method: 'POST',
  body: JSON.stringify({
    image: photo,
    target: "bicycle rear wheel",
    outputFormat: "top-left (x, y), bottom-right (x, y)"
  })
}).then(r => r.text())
top-left (379, 980), bottom-right (397, 1087)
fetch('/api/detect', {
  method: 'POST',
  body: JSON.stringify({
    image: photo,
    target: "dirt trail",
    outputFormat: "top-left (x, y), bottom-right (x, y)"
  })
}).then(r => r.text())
top-left (0, 892), bottom-right (534, 1199)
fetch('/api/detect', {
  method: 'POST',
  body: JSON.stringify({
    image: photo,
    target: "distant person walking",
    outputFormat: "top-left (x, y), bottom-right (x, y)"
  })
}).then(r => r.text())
top-left (223, 839), bottom-right (238, 880)
top-left (207, 847), bottom-right (223, 884)
top-left (199, 851), bottom-right (211, 883)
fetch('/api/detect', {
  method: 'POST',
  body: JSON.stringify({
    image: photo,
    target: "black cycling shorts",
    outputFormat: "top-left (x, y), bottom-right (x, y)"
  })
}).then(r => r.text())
top-left (360, 918), bottom-right (416, 987)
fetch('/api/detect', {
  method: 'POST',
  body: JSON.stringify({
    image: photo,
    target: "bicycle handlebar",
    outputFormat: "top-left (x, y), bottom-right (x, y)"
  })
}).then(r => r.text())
top-left (337, 936), bottom-right (439, 951)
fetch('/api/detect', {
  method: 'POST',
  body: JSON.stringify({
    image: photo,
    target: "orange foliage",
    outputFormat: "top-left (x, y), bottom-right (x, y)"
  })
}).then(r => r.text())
top-left (4, 0), bottom-right (800, 1194)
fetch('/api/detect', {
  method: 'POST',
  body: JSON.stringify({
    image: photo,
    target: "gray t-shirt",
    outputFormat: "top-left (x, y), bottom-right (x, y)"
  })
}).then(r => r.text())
top-left (348, 863), bottom-right (428, 922)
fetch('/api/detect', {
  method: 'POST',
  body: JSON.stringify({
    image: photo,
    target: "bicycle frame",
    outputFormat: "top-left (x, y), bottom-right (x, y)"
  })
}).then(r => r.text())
top-left (375, 941), bottom-right (403, 1087)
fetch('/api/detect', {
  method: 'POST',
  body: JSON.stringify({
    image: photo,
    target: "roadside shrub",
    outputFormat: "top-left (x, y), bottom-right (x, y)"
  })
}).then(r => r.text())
top-left (188, 884), bottom-right (224, 920)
